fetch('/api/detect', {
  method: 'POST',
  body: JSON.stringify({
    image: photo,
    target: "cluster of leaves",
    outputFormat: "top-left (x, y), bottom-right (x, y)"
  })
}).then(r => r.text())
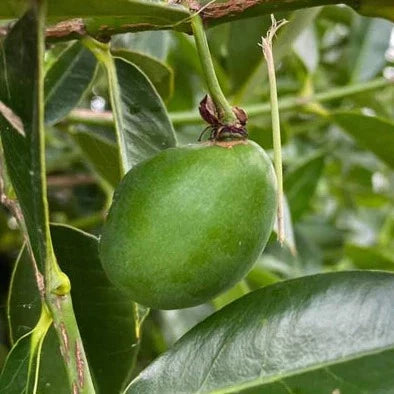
top-left (0, 1), bottom-right (393, 393)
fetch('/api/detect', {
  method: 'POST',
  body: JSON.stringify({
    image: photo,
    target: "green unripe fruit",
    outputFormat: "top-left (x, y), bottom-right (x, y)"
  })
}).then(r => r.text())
top-left (99, 140), bottom-right (277, 309)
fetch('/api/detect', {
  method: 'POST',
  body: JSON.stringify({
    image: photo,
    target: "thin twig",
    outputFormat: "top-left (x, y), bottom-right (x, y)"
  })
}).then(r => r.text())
top-left (65, 77), bottom-right (391, 127)
top-left (259, 15), bottom-right (288, 245)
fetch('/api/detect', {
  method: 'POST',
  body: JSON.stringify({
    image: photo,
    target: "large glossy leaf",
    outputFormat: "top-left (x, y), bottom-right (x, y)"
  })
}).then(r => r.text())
top-left (51, 224), bottom-right (138, 393)
top-left (8, 224), bottom-right (138, 394)
top-left (108, 56), bottom-right (177, 172)
top-left (126, 271), bottom-right (394, 393)
top-left (332, 111), bottom-right (394, 168)
top-left (0, 8), bottom-right (49, 271)
top-left (284, 152), bottom-right (325, 221)
top-left (111, 49), bottom-right (173, 102)
top-left (348, 17), bottom-right (393, 83)
top-left (44, 41), bottom-right (97, 125)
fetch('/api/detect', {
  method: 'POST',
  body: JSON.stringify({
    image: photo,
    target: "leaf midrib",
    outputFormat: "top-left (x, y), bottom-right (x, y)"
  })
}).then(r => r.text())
top-left (209, 345), bottom-right (393, 394)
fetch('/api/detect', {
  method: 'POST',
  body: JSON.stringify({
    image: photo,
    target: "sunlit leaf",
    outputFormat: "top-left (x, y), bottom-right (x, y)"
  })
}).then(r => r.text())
top-left (348, 16), bottom-right (393, 83)
top-left (126, 271), bottom-right (394, 394)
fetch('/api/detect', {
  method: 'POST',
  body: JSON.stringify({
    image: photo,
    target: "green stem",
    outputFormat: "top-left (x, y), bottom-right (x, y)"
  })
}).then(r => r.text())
top-left (82, 37), bottom-right (128, 175)
top-left (190, 13), bottom-right (236, 124)
top-left (168, 77), bottom-right (390, 125)
top-left (66, 77), bottom-right (389, 129)
top-left (34, 2), bottom-right (96, 392)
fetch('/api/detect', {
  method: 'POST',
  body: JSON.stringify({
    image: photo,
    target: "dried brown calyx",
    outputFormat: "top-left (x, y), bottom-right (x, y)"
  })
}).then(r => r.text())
top-left (198, 95), bottom-right (248, 141)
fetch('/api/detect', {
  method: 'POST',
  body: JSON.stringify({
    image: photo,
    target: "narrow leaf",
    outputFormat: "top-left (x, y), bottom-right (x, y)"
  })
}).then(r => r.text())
top-left (0, 309), bottom-right (52, 393)
top-left (0, 7), bottom-right (48, 271)
top-left (0, 333), bottom-right (33, 393)
top-left (126, 271), bottom-right (394, 394)
top-left (44, 41), bottom-right (97, 125)
top-left (70, 127), bottom-right (121, 188)
top-left (348, 17), bottom-right (393, 83)
top-left (284, 152), bottom-right (325, 221)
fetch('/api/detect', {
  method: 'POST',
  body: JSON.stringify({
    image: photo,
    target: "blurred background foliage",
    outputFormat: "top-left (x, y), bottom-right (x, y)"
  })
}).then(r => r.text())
top-left (1, 4), bottom-right (393, 373)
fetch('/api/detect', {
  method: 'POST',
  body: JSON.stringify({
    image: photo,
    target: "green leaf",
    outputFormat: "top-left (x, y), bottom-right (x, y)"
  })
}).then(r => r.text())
top-left (0, 8), bottom-right (49, 271)
top-left (7, 242), bottom-right (71, 393)
top-left (293, 24), bottom-right (319, 73)
top-left (8, 248), bottom-right (41, 343)
top-left (0, 308), bottom-right (52, 393)
top-left (226, 15), bottom-right (272, 94)
top-left (126, 271), bottom-right (394, 394)
top-left (274, 8), bottom-right (322, 63)
top-left (167, 33), bottom-right (203, 111)
top-left (8, 224), bottom-right (138, 393)
top-left (284, 152), bottom-right (325, 221)
top-left (346, 244), bottom-right (394, 271)
top-left (112, 31), bottom-right (172, 61)
top-left (51, 224), bottom-right (138, 393)
top-left (112, 49), bottom-right (173, 102)
top-left (44, 41), bottom-right (97, 125)
top-left (0, 332), bottom-right (34, 393)
top-left (106, 54), bottom-right (177, 172)
top-left (236, 8), bottom-right (321, 103)
top-left (70, 127), bottom-right (121, 188)
top-left (348, 17), bottom-right (393, 83)
top-left (331, 111), bottom-right (394, 168)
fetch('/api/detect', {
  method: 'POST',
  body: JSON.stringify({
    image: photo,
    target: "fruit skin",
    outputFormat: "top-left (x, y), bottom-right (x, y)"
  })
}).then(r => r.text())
top-left (99, 140), bottom-right (277, 309)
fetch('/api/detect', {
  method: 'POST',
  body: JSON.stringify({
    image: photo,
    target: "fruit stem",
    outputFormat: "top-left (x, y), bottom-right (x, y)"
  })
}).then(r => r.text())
top-left (260, 15), bottom-right (288, 245)
top-left (190, 13), bottom-right (237, 124)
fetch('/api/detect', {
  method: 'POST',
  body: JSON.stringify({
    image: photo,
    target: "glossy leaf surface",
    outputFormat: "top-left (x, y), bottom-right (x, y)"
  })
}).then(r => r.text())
top-left (127, 271), bottom-right (394, 393)
top-left (8, 225), bottom-right (137, 393)
top-left (0, 8), bottom-right (48, 271)
top-left (109, 57), bottom-right (177, 172)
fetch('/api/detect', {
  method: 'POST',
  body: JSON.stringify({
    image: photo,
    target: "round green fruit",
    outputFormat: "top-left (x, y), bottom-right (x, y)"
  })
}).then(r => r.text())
top-left (99, 140), bottom-right (277, 309)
